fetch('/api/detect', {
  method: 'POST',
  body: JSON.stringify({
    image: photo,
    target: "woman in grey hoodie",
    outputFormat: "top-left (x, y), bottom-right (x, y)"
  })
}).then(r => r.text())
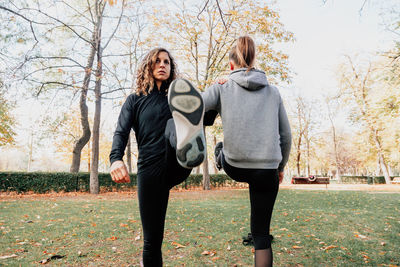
top-left (201, 36), bottom-right (292, 266)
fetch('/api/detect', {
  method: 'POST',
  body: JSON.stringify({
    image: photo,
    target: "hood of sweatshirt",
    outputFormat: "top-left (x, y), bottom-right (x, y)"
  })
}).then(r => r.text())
top-left (229, 68), bottom-right (268, 91)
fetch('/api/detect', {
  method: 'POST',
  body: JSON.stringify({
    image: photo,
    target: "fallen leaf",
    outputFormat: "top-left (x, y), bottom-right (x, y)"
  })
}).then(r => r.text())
top-left (108, 236), bottom-right (118, 241)
top-left (201, 250), bottom-right (210, 255)
top-left (171, 241), bottom-right (186, 249)
top-left (0, 254), bottom-right (18, 259)
top-left (292, 246), bottom-right (302, 249)
top-left (135, 235), bottom-right (141, 241)
top-left (323, 245), bottom-right (338, 251)
top-left (354, 234), bottom-right (367, 239)
top-left (120, 223), bottom-right (128, 228)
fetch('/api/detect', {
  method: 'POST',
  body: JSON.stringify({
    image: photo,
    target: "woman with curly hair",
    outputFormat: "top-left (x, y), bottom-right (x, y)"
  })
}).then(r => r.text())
top-left (109, 47), bottom-right (206, 266)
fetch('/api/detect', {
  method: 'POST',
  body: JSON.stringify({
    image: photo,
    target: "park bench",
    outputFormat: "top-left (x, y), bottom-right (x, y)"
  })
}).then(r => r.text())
top-left (291, 176), bottom-right (330, 185)
top-left (392, 177), bottom-right (400, 184)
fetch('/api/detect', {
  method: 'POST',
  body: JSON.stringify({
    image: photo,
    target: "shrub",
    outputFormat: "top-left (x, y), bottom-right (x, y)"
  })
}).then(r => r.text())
top-left (0, 172), bottom-right (236, 193)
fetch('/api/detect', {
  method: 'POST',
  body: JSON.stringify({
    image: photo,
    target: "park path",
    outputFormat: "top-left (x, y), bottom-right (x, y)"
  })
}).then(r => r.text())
top-left (1, 184), bottom-right (400, 201)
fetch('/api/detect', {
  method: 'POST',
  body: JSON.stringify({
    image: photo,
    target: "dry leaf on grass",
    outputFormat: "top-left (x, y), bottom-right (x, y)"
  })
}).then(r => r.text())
top-left (171, 241), bottom-right (186, 249)
top-left (201, 250), bottom-right (216, 256)
top-left (201, 250), bottom-right (210, 255)
top-left (354, 234), bottom-right (367, 239)
top-left (0, 254), bottom-right (18, 259)
top-left (323, 245), bottom-right (338, 251)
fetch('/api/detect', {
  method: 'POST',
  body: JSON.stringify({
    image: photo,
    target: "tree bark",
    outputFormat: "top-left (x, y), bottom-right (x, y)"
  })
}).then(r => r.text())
top-left (202, 127), bottom-right (211, 190)
top-left (70, 35), bottom-right (96, 173)
top-left (296, 135), bottom-right (302, 176)
top-left (202, 158), bottom-right (211, 190)
top-left (212, 135), bottom-right (218, 174)
top-left (90, 6), bottom-right (103, 194)
top-left (373, 129), bottom-right (391, 184)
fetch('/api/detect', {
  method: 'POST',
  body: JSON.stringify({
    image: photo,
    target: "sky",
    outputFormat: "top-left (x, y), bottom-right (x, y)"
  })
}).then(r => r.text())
top-left (274, 0), bottom-right (395, 97)
top-left (2, 0), bottom-right (398, 171)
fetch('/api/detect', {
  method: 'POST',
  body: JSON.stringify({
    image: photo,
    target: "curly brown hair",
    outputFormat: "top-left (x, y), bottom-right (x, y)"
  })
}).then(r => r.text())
top-left (135, 48), bottom-right (177, 96)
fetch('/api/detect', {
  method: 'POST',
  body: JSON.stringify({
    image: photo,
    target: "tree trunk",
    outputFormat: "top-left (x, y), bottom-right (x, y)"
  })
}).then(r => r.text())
top-left (70, 35), bottom-right (96, 173)
top-left (212, 135), bottom-right (217, 174)
top-left (332, 125), bottom-right (341, 181)
top-left (202, 127), bottom-right (211, 190)
top-left (90, 12), bottom-right (103, 194)
top-left (373, 129), bottom-right (391, 184)
top-left (306, 137), bottom-right (310, 176)
top-left (296, 135), bottom-right (302, 176)
top-left (126, 135), bottom-right (132, 173)
top-left (202, 158), bottom-right (211, 190)
top-left (87, 140), bottom-right (91, 171)
top-left (27, 131), bottom-right (33, 172)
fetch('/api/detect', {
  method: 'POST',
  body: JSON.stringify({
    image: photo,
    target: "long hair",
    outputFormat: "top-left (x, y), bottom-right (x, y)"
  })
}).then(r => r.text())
top-left (229, 36), bottom-right (256, 71)
top-left (135, 48), bottom-right (177, 95)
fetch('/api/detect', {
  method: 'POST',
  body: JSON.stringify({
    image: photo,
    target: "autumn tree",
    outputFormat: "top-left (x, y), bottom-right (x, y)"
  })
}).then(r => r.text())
top-left (0, 85), bottom-right (16, 146)
top-left (338, 55), bottom-right (396, 183)
top-left (151, 0), bottom-right (294, 189)
top-left (287, 96), bottom-right (316, 176)
top-left (325, 95), bottom-right (342, 180)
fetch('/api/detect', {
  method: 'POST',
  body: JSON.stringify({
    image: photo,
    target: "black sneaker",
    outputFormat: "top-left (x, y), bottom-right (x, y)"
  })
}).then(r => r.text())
top-left (168, 79), bottom-right (206, 169)
top-left (214, 142), bottom-right (223, 171)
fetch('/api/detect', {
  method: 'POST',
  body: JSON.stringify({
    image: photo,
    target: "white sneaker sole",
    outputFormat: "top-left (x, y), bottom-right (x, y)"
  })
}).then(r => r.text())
top-left (168, 79), bottom-right (206, 168)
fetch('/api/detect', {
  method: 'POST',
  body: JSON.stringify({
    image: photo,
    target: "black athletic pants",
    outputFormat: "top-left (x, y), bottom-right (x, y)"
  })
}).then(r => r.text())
top-left (137, 119), bottom-right (191, 266)
top-left (221, 153), bottom-right (279, 250)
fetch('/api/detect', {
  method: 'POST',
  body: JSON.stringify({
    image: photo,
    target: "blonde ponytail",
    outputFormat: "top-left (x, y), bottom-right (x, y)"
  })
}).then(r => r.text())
top-left (229, 36), bottom-right (255, 71)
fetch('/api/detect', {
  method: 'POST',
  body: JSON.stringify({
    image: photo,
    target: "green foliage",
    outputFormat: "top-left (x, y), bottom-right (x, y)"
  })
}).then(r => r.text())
top-left (0, 172), bottom-right (137, 193)
top-left (0, 172), bottom-right (236, 193)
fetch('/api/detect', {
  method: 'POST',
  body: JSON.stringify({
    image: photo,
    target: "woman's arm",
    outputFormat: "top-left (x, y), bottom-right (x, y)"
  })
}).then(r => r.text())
top-left (109, 94), bottom-right (136, 165)
top-left (109, 95), bottom-right (136, 183)
top-left (201, 83), bottom-right (221, 112)
top-left (278, 96), bottom-right (292, 173)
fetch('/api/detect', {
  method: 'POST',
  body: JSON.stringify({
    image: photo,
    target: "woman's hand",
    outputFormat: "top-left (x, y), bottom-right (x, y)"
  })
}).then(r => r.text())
top-left (110, 160), bottom-right (130, 183)
top-left (216, 78), bottom-right (228, 85)
top-left (279, 171), bottom-right (284, 184)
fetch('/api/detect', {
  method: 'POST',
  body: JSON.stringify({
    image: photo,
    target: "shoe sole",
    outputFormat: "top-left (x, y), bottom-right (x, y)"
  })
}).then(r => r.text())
top-left (168, 79), bottom-right (206, 168)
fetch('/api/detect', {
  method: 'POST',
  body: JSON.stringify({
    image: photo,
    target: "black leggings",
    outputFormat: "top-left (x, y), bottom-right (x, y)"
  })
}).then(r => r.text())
top-left (221, 153), bottom-right (279, 250)
top-left (137, 120), bottom-right (191, 266)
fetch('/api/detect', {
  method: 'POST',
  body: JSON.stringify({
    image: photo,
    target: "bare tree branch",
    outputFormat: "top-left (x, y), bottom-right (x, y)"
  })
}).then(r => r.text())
top-left (103, 0), bottom-right (126, 50)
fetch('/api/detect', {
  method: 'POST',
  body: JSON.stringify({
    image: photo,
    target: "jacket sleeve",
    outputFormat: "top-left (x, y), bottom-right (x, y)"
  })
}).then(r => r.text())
top-left (278, 96), bottom-right (292, 172)
top-left (201, 83), bottom-right (221, 112)
top-left (109, 94), bottom-right (135, 166)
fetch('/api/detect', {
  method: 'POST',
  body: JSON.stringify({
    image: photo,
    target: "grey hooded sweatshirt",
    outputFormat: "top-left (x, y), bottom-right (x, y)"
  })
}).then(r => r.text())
top-left (202, 68), bottom-right (292, 170)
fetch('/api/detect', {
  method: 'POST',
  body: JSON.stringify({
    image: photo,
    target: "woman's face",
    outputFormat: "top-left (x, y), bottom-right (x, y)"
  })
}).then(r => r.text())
top-left (152, 51), bottom-right (171, 83)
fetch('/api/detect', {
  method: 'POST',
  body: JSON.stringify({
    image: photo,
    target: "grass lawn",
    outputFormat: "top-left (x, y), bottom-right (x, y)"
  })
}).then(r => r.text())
top-left (0, 189), bottom-right (399, 266)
